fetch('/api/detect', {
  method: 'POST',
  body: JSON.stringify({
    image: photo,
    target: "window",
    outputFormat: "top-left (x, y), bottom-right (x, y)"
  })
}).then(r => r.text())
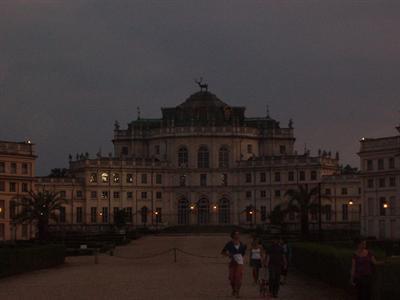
top-left (200, 174), bottom-right (207, 187)
top-left (310, 171), bottom-right (317, 181)
top-left (156, 191), bottom-right (162, 199)
top-left (76, 207), bottom-right (83, 223)
top-left (60, 190), bottom-right (66, 198)
top-left (127, 174), bottom-right (133, 183)
top-left (288, 171), bottom-right (294, 182)
top-left (274, 172), bottom-right (281, 182)
top-left (379, 178), bottom-right (386, 188)
top-left (342, 204), bottom-right (348, 221)
top-left (22, 163), bottom-right (28, 175)
top-left (218, 146), bottom-right (229, 168)
top-left (141, 207), bottom-right (148, 224)
top-left (378, 159), bottom-right (384, 170)
top-left (9, 182), bottom-right (16, 192)
top-left (0, 224), bottom-right (4, 240)
top-left (198, 146), bottom-right (209, 168)
top-left (21, 224), bottom-right (28, 239)
top-left (89, 173), bottom-right (97, 183)
top-left (221, 173), bottom-right (228, 186)
top-left (275, 190), bottom-right (281, 197)
top-left (0, 162), bottom-right (5, 173)
top-left (156, 174), bottom-right (162, 184)
top-left (121, 146), bottom-right (129, 155)
top-left (389, 157), bottom-right (395, 169)
top-left (76, 190), bottom-right (83, 198)
top-left (141, 174), bottom-right (148, 184)
top-left (102, 207), bottom-right (108, 223)
top-left (325, 188), bottom-right (331, 195)
top-left (310, 207), bottom-right (317, 221)
top-left (101, 172), bottom-right (109, 183)
top-left (367, 179), bottom-right (374, 188)
top-left (21, 183), bottom-right (28, 193)
top-left (112, 173), bottom-right (120, 183)
top-left (299, 171), bottom-right (305, 181)
top-left (179, 175), bottom-right (186, 186)
top-left (260, 190), bottom-right (266, 198)
top-left (279, 145), bottom-right (286, 154)
top-left (113, 191), bottom-right (120, 199)
top-left (90, 207), bottom-right (97, 223)
top-left (126, 207), bottom-right (133, 223)
top-left (59, 207), bottom-right (66, 223)
top-left (260, 172), bottom-right (266, 183)
top-left (113, 207), bottom-right (119, 222)
top-left (90, 191), bottom-right (97, 199)
top-left (101, 191), bottom-right (108, 199)
top-left (389, 196), bottom-right (396, 216)
top-left (341, 188), bottom-right (348, 195)
top-left (247, 144), bottom-right (252, 154)
top-left (246, 191), bottom-right (252, 198)
top-left (245, 173), bottom-right (252, 183)
top-left (10, 163), bottom-right (17, 174)
top-left (127, 191), bottom-right (133, 199)
top-left (389, 177), bottom-right (396, 187)
top-left (261, 206), bottom-right (267, 222)
top-left (155, 145), bottom-right (160, 155)
top-left (141, 191), bottom-right (147, 199)
top-left (325, 205), bottom-right (332, 221)
top-left (178, 147), bottom-right (188, 167)
top-left (155, 208), bottom-right (162, 223)
top-left (366, 160), bottom-right (373, 171)
top-left (368, 198), bottom-right (374, 216)
top-left (0, 181), bottom-right (4, 192)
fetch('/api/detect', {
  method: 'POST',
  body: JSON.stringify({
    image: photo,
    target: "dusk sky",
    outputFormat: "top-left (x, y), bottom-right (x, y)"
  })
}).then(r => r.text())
top-left (1, 0), bottom-right (399, 175)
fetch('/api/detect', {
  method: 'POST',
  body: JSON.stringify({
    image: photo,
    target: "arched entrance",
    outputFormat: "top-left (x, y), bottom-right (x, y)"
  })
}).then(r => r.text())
top-left (177, 199), bottom-right (189, 225)
top-left (198, 198), bottom-right (210, 224)
top-left (218, 198), bottom-right (230, 224)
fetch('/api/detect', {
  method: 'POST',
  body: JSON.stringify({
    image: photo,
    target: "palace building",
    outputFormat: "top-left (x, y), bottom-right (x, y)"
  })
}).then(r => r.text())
top-left (359, 125), bottom-right (400, 239)
top-left (34, 89), bottom-right (360, 231)
top-left (0, 141), bottom-right (36, 240)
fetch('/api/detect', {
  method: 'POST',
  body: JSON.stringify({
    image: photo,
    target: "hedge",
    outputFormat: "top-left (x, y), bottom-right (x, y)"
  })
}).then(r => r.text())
top-left (291, 243), bottom-right (400, 299)
top-left (0, 244), bottom-right (66, 278)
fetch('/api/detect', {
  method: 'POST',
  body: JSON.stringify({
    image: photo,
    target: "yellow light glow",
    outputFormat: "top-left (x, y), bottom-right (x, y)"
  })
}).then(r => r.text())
top-left (154, 211), bottom-right (159, 215)
top-left (213, 205), bottom-right (217, 210)
top-left (99, 212), bottom-right (103, 216)
top-left (349, 200), bottom-right (354, 205)
top-left (383, 203), bottom-right (389, 209)
top-left (249, 211), bottom-right (253, 215)
top-left (190, 205), bottom-right (195, 210)
top-left (0, 207), bottom-right (2, 213)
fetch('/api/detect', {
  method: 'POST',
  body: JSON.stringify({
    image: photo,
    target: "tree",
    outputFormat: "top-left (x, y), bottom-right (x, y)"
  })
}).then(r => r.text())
top-left (269, 205), bottom-right (286, 226)
top-left (285, 185), bottom-right (319, 236)
top-left (48, 168), bottom-right (69, 178)
top-left (114, 209), bottom-right (129, 229)
top-left (13, 190), bottom-right (66, 241)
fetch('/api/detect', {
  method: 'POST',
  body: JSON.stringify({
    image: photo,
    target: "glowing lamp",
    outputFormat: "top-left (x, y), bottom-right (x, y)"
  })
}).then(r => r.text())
top-left (213, 205), bottom-right (217, 210)
top-left (383, 203), bottom-right (389, 209)
top-left (190, 205), bottom-right (195, 210)
top-left (348, 200), bottom-right (354, 205)
top-left (249, 211), bottom-right (253, 215)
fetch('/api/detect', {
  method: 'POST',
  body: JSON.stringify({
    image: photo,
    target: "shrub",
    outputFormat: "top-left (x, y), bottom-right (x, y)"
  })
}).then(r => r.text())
top-left (291, 242), bottom-right (400, 299)
top-left (0, 244), bottom-right (65, 278)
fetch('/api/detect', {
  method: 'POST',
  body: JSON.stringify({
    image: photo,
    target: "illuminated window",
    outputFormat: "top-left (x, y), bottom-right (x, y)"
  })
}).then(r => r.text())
top-left (89, 173), bottom-right (97, 183)
top-left (101, 191), bottom-right (108, 199)
top-left (101, 172), bottom-right (109, 183)
top-left (112, 173), bottom-right (120, 183)
top-left (126, 174), bottom-right (133, 183)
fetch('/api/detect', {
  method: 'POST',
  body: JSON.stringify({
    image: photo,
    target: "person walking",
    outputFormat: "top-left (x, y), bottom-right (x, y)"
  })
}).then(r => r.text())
top-left (250, 238), bottom-right (263, 284)
top-left (280, 239), bottom-right (291, 285)
top-left (351, 239), bottom-right (377, 300)
top-left (221, 230), bottom-right (247, 298)
top-left (266, 238), bottom-right (287, 298)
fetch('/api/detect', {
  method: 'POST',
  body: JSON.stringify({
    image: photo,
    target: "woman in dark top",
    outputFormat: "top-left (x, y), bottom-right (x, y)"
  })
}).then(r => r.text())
top-left (221, 230), bottom-right (247, 298)
top-left (351, 239), bottom-right (377, 300)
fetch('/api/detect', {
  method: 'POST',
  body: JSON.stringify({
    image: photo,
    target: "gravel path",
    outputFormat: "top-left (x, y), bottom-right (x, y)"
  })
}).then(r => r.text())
top-left (0, 234), bottom-right (351, 299)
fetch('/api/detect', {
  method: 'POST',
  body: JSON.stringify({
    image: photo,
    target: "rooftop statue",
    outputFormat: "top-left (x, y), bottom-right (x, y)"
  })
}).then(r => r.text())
top-left (195, 77), bottom-right (208, 92)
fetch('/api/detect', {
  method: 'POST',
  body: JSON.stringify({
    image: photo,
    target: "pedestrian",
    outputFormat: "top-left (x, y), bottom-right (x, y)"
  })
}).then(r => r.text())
top-left (259, 252), bottom-right (270, 299)
top-left (221, 230), bottom-right (247, 298)
top-left (351, 239), bottom-right (377, 300)
top-left (250, 238), bottom-right (263, 284)
top-left (266, 238), bottom-right (287, 298)
top-left (280, 239), bottom-right (290, 285)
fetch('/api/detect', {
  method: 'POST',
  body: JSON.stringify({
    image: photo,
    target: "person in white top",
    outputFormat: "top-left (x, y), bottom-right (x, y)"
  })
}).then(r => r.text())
top-left (250, 238), bottom-right (264, 284)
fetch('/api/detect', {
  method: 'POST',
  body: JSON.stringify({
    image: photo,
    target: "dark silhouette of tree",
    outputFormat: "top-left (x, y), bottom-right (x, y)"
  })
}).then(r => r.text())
top-left (13, 190), bottom-right (66, 241)
top-left (285, 185), bottom-right (319, 236)
top-left (269, 205), bottom-right (286, 226)
top-left (114, 209), bottom-right (129, 229)
top-left (48, 168), bottom-right (69, 178)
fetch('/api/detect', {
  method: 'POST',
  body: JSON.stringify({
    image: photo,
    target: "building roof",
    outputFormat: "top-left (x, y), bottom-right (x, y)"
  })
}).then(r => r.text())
top-left (177, 91), bottom-right (228, 109)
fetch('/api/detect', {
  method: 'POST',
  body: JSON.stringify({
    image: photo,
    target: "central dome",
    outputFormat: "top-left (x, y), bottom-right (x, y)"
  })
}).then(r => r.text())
top-left (178, 91), bottom-right (228, 109)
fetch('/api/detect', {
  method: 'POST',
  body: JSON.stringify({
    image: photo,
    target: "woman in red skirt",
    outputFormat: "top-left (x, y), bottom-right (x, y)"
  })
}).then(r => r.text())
top-left (221, 230), bottom-right (247, 298)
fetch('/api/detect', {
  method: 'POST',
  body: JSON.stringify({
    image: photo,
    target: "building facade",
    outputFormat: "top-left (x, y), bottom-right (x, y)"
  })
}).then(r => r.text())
top-left (36, 90), bottom-right (360, 230)
top-left (0, 141), bottom-right (36, 240)
top-left (359, 126), bottom-right (400, 239)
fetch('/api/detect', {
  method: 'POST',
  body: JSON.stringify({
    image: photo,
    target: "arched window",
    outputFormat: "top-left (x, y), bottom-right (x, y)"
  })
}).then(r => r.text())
top-left (198, 198), bottom-right (210, 224)
top-left (218, 146), bottom-right (229, 168)
top-left (141, 206), bottom-right (148, 224)
top-left (178, 199), bottom-right (189, 225)
top-left (218, 198), bottom-right (230, 224)
top-left (178, 147), bottom-right (188, 167)
top-left (197, 146), bottom-right (209, 168)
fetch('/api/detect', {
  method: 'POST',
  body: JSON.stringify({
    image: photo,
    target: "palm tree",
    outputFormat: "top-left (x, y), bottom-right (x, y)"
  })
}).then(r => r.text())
top-left (13, 190), bottom-right (66, 241)
top-left (285, 184), bottom-right (319, 236)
